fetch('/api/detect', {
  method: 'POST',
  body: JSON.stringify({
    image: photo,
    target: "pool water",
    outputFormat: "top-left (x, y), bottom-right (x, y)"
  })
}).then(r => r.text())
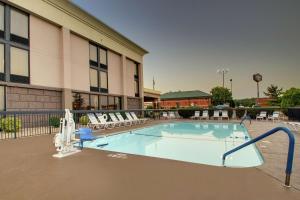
top-left (84, 122), bottom-right (264, 167)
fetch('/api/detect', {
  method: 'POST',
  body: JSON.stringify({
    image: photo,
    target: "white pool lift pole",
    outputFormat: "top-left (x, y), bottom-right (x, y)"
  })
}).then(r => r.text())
top-left (53, 109), bottom-right (81, 158)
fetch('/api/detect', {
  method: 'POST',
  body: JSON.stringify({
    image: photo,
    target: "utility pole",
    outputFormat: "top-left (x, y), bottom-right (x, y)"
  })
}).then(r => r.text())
top-left (217, 68), bottom-right (229, 87)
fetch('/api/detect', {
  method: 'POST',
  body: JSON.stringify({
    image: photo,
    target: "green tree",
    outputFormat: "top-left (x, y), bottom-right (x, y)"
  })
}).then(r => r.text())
top-left (264, 84), bottom-right (283, 99)
top-left (281, 88), bottom-right (300, 108)
top-left (210, 87), bottom-right (232, 106)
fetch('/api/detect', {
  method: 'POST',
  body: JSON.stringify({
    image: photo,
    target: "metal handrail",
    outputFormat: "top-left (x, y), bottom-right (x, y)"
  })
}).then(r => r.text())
top-left (222, 127), bottom-right (295, 187)
top-left (240, 115), bottom-right (252, 125)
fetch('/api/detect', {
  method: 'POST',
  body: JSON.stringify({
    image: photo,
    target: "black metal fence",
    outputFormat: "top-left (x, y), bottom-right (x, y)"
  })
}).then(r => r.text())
top-left (287, 107), bottom-right (300, 121)
top-left (0, 109), bottom-right (169, 140)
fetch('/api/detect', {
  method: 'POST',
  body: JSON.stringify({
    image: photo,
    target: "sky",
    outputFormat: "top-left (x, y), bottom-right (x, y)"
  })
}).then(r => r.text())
top-left (73, 0), bottom-right (300, 99)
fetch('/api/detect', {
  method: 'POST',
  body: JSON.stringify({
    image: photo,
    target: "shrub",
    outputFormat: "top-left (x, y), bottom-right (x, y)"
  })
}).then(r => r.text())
top-left (178, 109), bottom-right (197, 118)
top-left (79, 115), bottom-right (89, 125)
top-left (236, 108), bottom-right (246, 119)
top-left (49, 117), bottom-right (60, 128)
top-left (0, 117), bottom-right (22, 132)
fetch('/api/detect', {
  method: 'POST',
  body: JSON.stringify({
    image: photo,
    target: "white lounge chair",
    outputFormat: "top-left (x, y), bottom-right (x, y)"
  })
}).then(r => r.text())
top-left (212, 110), bottom-right (220, 120)
top-left (116, 112), bottom-right (132, 126)
top-left (221, 110), bottom-right (229, 120)
top-left (130, 112), bottom-right (148, 123)
top-left (162, 112), bottom-right (169, 120)
top-left (108, 113), bottom-right (122, 127)
top-left (169, 111), bottom-right (176, 119)
top-left (87, 113), bottom-right (106, 129)
top-left (200, 110), bottom-right (209, 120)
top-left (256, 111), bottom-right (267, 120)
top-left (267, 111), bottom-right (280, 122)
top-left (191, 111), bottom-right (200, 120)
top-left (125, 112), bottom-right (139, 124)
top-left (95, 113), bottom-right (117, 129)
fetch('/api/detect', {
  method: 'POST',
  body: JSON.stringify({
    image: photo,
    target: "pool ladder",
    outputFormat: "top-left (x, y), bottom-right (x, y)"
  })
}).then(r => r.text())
top-left (222, 127), bottom-right (295, 187)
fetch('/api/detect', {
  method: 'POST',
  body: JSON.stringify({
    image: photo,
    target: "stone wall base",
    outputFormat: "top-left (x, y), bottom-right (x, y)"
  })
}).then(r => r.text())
top-left (127, 97), bottom-right (142, 110)
top-left (6, 86), bottom-right (62, 110)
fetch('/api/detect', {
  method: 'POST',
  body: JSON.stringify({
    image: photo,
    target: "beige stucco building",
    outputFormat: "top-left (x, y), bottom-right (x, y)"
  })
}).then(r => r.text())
top-left (0, 0), bottom-right (148, 110)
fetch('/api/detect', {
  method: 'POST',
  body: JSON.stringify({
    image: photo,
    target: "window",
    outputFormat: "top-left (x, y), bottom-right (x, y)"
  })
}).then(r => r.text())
top-left (0, 86), bottom-right (4, 111)
top-left (89, 44), bottom-right (97, 66)
top-left (0, 4), bottom-right (30, 84)
top-left (0, 4), bottom-right (4, 37)
top-left (100, 95), bottom-right (108, 110)
top-left (89, 68), bottom-right (98, 88)
top-left (99, 48), bottom-right (107, 67)
top-left (115, 97), bottom-right (121, 110)
top-left (10, 8), bottom-right (29, 45)
top-left (99, 71), bottom-right (108, 90)
top-left (89, 43), bottom-right (108, 93)
top-left (134, 80), bottom-right (139, 97)
top-left (0, 44), bottom-right (4, 80)
top-left (10, 47), bottom-right (29, 83)
top-left (90, 95), bottom-right (99, 110)
top-left (134, 63), bottom-right (139, 97)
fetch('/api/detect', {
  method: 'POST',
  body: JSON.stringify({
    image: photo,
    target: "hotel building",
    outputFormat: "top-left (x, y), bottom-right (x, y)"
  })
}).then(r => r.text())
top-left (0, 0), bottom-right (148, 111)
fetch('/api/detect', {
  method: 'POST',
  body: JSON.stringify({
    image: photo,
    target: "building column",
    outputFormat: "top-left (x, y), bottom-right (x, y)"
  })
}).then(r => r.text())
top-left (121, 55), bottom-right (127, 109)
top-left (61, 27), bottom-right (72, 109)
top-left (139, 63), bottom-right (144, 109)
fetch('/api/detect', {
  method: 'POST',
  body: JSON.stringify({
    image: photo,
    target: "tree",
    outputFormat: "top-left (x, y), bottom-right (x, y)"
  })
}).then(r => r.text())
top-left (210, 87), bottom-right (232, 106)
top-left (281, 88), bottom-right (300, 108)
top-left (264, 84), bottom-right (283, 99)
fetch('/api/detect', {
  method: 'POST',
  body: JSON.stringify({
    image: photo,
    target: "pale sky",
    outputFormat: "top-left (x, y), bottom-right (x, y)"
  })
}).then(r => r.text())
top-left (73, 0), bottom-right (300, 98)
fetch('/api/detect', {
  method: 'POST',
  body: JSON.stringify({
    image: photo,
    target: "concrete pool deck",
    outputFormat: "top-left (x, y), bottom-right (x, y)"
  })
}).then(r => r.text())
top-left (0, 120), bottom-right (299, 200)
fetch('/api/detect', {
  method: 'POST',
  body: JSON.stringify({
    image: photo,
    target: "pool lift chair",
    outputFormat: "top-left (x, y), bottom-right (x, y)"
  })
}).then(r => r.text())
top-left (53, 109), bottom-right (82, 158)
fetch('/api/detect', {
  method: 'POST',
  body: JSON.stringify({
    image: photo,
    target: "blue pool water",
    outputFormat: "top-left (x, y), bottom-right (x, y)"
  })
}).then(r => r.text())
top-left (84, 122), bottom-right (264, 167)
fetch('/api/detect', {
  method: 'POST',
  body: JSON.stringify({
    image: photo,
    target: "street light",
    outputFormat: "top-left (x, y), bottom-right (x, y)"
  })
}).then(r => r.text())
top-left (217, 68), bottom-right (229, 87)
top-left (230, 79), bottom-right (233, 93)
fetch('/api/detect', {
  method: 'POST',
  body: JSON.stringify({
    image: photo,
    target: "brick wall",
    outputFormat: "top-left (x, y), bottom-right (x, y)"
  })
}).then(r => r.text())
top-left (160, 98), bottom-right (211, 108)
top-left (127, 97), bottom-right (141, 109)
top-left (6, 86), bottom-right (62, 110)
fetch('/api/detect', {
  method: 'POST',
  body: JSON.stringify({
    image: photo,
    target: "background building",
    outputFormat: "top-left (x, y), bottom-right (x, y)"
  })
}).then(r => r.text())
top-left (143, 88), bottom-right (160, 108)
top-left (0, 0), bottom-right (148, 111)
top-left (160, 90), bottom-right (211, 108)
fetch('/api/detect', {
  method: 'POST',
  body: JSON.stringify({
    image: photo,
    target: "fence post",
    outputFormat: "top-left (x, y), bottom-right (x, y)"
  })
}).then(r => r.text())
top-left (13, 114), bottom-right (17, 139)
top-left (48, 113), bottom-right (52, 134)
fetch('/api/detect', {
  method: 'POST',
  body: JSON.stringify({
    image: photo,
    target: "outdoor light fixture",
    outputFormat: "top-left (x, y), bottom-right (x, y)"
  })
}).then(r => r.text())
top-left (217, 68), bottom-right (229, 87)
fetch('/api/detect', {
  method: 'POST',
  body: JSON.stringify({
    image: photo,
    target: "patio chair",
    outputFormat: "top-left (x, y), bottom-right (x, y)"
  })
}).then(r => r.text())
top-left (256, 111), bottom-right (267, 120)
top-left (221, 110), bottom-right (229, 120)
top-left (212, 110), bottom-right (220, 120)
top-left (125, 112), bottom-right (139, 124)
top-left (87, 113), bottom-right (104, 129)
top-left (162, 112), bottom-right (169, 120)
top-left (191, 111), bottom-right (200, 120)
top-left (115, 112), bottom-right (132, 126)
top-left (267, 111), bottom-right (280, 122)
top-left (200, 110), bottom-right (209, 120)
top-left (130, 112), bottom-right (148, 123)
top-left (108, 113), bottom-right (122, 127)
top-left (169, 111), bottom-right (176, 119)
top-left (95, 113), bottom-right (116, 129)
top-left (76, 128), bottom-right (97, 149)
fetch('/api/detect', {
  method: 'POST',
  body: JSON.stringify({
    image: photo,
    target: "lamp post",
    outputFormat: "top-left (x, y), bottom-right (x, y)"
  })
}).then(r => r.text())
top-left (253, 73), bottom-right (262, 106)
top-left (230, 79), bottom-right (233, 93)
top-left (217, 68), bottom-right (229, 87)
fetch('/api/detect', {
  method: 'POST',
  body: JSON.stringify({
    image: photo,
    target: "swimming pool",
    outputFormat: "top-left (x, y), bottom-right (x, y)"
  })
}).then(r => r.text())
top-left (83, 122), bottom-right (264, 167)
